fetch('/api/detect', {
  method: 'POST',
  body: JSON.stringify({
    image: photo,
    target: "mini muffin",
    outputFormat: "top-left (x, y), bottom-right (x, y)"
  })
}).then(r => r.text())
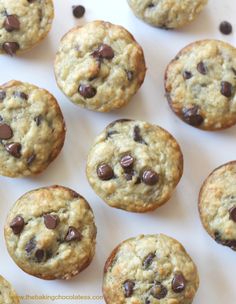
top-left (0, 0), bottom-right (54, 55)
top-left (0, 275), bottom-right (19, 304)
top-left (4, 185), bottom-right (97, 280)
top-left (127, 0), bottom-right (208, 29)
top-left (199, 161), bottom-right (236, 251)
top-left (86, 119), bottom-right (183, 212)
top-left (103, 234), bottom-right (199, 304)
top-left (0, 80), bottom-right (65, 177)
top-left (54, 20), bottom-right (146, 112)
top-left (165, 40), bottom-right (236, 130)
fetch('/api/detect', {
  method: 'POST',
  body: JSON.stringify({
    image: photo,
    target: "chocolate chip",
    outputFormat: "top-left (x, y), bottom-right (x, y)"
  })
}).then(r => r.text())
top-left (123, 280), bottom-right (135, 298)
top-left (197, 62), bottom-right (207, 75)
top-left (107, 119), bottom-right (133, 129)
top-left (44, 214), bottom-right (59, 230)
top-left (127, 71), bottom-right (134, 81)
top-left (219, 21), bottom-right (232, 35)
top-left (0, 123), bottom-right (13, 140)
top-left (148, 3), bottom-right (155, 8)
top-left (172, 272), bottom-right (186, 293)
top-left (4, 15), bottom-right (20, 32)
top-left (125, 171), bottom-right (134, 181)
top-left (150, 283), bottom-right (167, 299)
top-left (232, 68), bottom-right (236, 76)
top-left (72, 5), bottom-right (85, 18)
top-left (97, 164), bottom-right (114, 180)
top-left (27, 154), bottom-right (36, 165)
top-left (78, 84), bottom-right (97, 98)
top-left (145, 299), bottom-right (151, 304)
top-left (10, 215), bottom-right (24, 234)
top-left (229, 207), bottom-right (236, 222)
top-left (92, 44), bottom-right (114, 60)
top-left (221, 81), bottom-right (232, 98)
top-left (133, 126), bottom-right (146, 145)
top-left (13, 91), bottom-right (28, 100)
top-left (142, 169), bottom-right (159, 186)
top-left (183, 71), bottom-right (192, 79)
top-left (34, 115), bottom-right (43, 126)
top-left (5, 142), bottom-right (21, 158)
top-left (35, 249), bottom-right (45, 262)
top-left (182, 106), bottom-right (204, 126)
top-left (2, 42), bottom-right (20, 56)
top-left (0, 91), bottom-right (6, 101)
top-left (65, 226), bottom-right (82, 242)
top-left (28, 0), bottom-right (37, 3)
top-left (120, 155), bottom-right (134, 170)
top-left (143, 253), bottom-right (155, 268)
top-left (25, 238), bottom-right (36, 254)
top-left (0, 116), bottom-right (3, 121)
top-left (106, 130), bottom-right (118, 138)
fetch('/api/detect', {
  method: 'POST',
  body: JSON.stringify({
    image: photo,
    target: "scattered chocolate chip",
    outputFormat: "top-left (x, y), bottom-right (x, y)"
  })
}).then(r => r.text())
top-left (0, 90), bottom-right (6, 101)
top-left (97, 163), bottom-right (114, 180)
top-left (214, 232), bottom-right (236, 250)
top-left (2, 42), bottom-right (20, 56)
top-left (142, 169), bottom-right (159, 186)
top-left (72, 5), bottom-right (85, 18)
top-left (4, 15), bottom-right (20, 32)
top-left (27, 154), bottom-right (36, 165)
top-left (35, 249), bottom-right (45, 262)
top-left (13, 91), bottom-right (28, 100)
top-left (0, 123), bottom-right (13, 140)
top-left (182, 106), bottom-right (204, 126)
top-left (148, 3), bottom-right (155, 8)
top-left (220, 81), bottom-right (232, 98)
top-left (10, 215), bottom-right (25, 234)
top-left (183, 71), bottom-right (192, 80)
top-left (78, 84), bottom-right (97, 98)
top-left (44, 214), bottom-right (59, 230)
top-left (92, 44), bottom-right (114, 60)
top-left (150, 283), bottom-right (167, 299)
top-left (127, 71), bottom-right (134, 81)
top-left (229, 207), bottom-right (236, 223)
top-left (107, 119), bottom-right (133, 129)
top-left (172, 272), bottom-right (186, 293)
top-left (197, 62), bottom-right (207, 75)
top-left (65, 226), bottom-right (82, 242)
top-left (120, 155), bottom-right (134, 170)
top-left (25, 238), bottom-right (36, 254)
top-left (219, 21), bottom-right (232, 35)
top-left (133, 126), bottom-right (146, 145)
top-left (143, 253), bottom-right (155, 268)
top-left (123, 280), bottom-right (135, 298)
top-left (5, 142), bottom-right (22, 158)
top-left (34, 115), bottom-right (43, 126)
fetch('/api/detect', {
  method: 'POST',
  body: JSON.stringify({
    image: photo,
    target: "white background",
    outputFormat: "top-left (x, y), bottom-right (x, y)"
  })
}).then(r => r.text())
top-left (0, 0), bottom-right (236, 303)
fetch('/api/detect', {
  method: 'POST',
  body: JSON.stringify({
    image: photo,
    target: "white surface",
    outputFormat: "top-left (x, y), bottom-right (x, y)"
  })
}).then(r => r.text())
top-left (0, 0), bottom-right (236, 303)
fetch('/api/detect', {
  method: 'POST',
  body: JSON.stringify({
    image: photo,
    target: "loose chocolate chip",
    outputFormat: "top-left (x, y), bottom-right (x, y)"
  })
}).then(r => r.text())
top-left (97, 164), bottom-right (114, 180)
top-left (133, 126), bottom-right (146, 145)
top-left (72, 5), bottom-right (85, 18)
top-left (65, 226), bottom-right (82, 242)
top-left (0, 91), bottom-right (6, 101)
top-left (0, 123), bottom-right (13, 140)
top-left (35, 249), bottom-right (45, 262)
top-left (127, 71), bottom-right (134, 81)
top-left (2, 42), bottom-right (20, 56)
top-left (229, 207), bottom-right (236, 223)
top-left (78, 84), bottom-right (97, 98)
top-left (120, 155), bottom-right (134, 170)
top-left (172, 272), bottom-right (186, 293)
top-left (34, 115), bottom-right (43, 126)
top-left (183, 71), bottom-right (192, 80)
top-left (197, 62), bottom-right (207, 75)
top-left (220, 81), bottom-right (232, 98)
top-left (27, 154), bottom-right (36, 165)
top-left (219, 21), bottom-right (232, 35)
top-left (10, 215), bottom-right (25, 234)
top-left (44, 214), bottom-right (59, 230)
top-left (143, 253), bottom-right (155, 268)
top-left (25, 238), bottom-right (36, 254)
top-left (4, 15), bottom-right (20, 32)
top-left (123, 280), bottom-right (135, 298)
top-left (5, 142), bottom-right (22, 158)
top-left (150, 283), bottom-right (167, 299)
top-left (13, 91), bottom-right (28, 100)
top-left (142, 169), bottom-right (159, 186)
top-left (182, 106), bottom-right (204, 126)
top-left (92, 44), bottom-right (114, 60)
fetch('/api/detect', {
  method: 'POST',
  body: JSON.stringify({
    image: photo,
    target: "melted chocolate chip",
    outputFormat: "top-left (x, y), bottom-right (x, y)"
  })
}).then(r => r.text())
top-left (214, 232), bottom-right (236, 250)
top-left (133, 126), bottom-right (146, 145)
top-left (34, 115), bottom-right (43, 126)
top-left (27, 154), bottom-right (36, 165)
top-left (123, 280), bottom-right (135, 298)
top-left (13, 91), bottom-right (28, 100)
top-left (143, 253), bottom-right (155, 268)
top-left (145, 299), bottom-right (151, 304)
top-left (148, 3), bottom-right (155, 8)
top-left (78, 84), bottom-right (97, 98)
top-left (142, 169), bottom-right (159, 186)
top-left (4, 15), bottom-right (20, 32)
top-left (172, 272), bottom-right (186, 293)
top-left (2, 42), bottom-right (20, 56)
top-left (220, 81), bottom-right (232, 98)
top-left (183, 71), bottom-right (192, 79)
top-left (5, 142), bottom-right (22, 158)
top-left (97, 164), bottom-right (114, 180)
top-left (219, 21), bottom-right (232, 35)
top-left (44, 214), bottom-right (59, 230)
top-left (0, 90), bottom-right (6, 101)
top-left (0, 123), bottom-right (13, 140)
top-left (72, 5), bottom-right (85, 18)
top-left (107, 119), bottom-right (133, 129)
top-left (120, 155), bottom-right (134, 170)
top-left (197, 62), bottom-right (207, 75)
top-left (229, 207), bottom-right (236, 223)
top-left (65, 226), bottom-right (82, 242)
top-left (182, 106), bottom-right (204, 126)
top-left (25, 238), bottom-right (36, 254)
top-left (127, 71), bottom-right (134, 81)
top-left (10, 215), bottom-right (25, 234)
top-left (150, 283), bottom-right (167, 299)
top-left (92, 44), bottom-right (114, 60)
top-left (35, 249), bottom-right (45, 262)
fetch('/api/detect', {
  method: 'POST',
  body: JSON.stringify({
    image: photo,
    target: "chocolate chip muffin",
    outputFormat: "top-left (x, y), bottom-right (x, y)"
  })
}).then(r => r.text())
top-left (54, 21), bottom-right (146, 112)
top-left (165, 40), bottom-right (236, 131)
top-left (0, 275), bottom-right (19, 304)
top-left (103, 234), bottom-right (199, 304)
top-left (127, 0), bottom-right (208, 29)
top-left (199, 161), bottom-right (236, 251)
top-left (0, 0), bottom-right (54, 55)
top-left (0, 80), bottom-right (65, 177)
top-left (86, 119), bottom-right (183, 212)
top-left (4, 185), bottom-right (97, 280)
